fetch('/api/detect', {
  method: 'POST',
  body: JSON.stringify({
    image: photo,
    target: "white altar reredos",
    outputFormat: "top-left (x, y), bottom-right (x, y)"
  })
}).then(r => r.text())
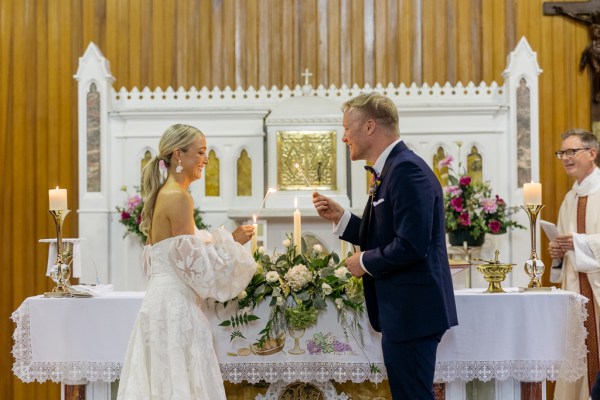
top-left (75, 37), bottom-right (542, 292)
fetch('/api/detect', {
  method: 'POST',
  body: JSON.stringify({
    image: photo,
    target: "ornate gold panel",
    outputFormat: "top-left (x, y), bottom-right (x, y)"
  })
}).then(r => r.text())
top-left (276, 131), bottom-right (337, 190)
top-left (237, 149), bottom-right (252, 196)
top-left (205, 150), bottom-right (220, 196)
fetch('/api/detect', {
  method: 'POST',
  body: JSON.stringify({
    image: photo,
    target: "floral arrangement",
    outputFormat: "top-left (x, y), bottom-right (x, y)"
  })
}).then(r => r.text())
top-left (115, 186), bottom-right (208, 244)
top-left (219, 237), bottom-right (365, 349)
top-left (439, 143), bottom-right (524, 241)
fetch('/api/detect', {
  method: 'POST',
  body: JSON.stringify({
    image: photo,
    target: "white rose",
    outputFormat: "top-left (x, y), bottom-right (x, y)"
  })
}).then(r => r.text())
top-left (334, 266), bottom-right (349, 281)
top-left (283, 239), bottom-right (291, 248)
top-left (258, 246), bottom-right (265, 255)
top-left (313, 244), bottom-right (322, 253)
top-left (237, 290), bottom-right (247, 300)
top-left (266, 271), bottom-right (280, 283)
top-left (321, 282), bottom-right (333, 295)
top-left (276, 296), bottom-right (285, 306)
top-left (239, 306), bottom-right (252, 316)
top-left (335, 298), bottom-right (344, 309)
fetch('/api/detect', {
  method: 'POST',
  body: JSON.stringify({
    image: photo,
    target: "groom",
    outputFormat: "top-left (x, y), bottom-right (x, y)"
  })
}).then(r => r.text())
top-left (313, 92), bottom-right (458, 399)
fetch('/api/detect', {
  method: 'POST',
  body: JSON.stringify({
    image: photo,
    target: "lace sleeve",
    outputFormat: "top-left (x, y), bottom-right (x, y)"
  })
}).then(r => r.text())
top-left (168, 228), bottom-right (257, 302)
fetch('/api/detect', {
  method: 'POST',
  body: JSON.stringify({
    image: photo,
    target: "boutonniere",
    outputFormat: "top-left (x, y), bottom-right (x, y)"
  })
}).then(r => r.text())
top-left (364, 165), bottom-right (381, 197)
top-left (369, 177), bottom-right (382, 196)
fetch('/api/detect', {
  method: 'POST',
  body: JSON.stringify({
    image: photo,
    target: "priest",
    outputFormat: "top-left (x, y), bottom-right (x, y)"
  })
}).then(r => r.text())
top-left (550, 129), bottom-right (600, 399)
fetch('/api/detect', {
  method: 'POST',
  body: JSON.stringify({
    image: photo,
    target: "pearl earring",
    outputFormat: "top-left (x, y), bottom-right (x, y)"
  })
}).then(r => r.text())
top-left (176, 160), bottom-right (183, 174)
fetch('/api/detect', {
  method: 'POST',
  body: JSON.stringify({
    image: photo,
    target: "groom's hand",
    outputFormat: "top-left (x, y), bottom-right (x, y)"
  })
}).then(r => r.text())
top-left (312, 192), bottom-right (344, 224)
top-left (345, 252), bottom-right (366, 277)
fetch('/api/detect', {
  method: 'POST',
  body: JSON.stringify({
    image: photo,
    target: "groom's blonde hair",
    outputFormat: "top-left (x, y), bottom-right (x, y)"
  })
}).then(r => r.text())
top-left (342, 92), bottom-right (399, 135)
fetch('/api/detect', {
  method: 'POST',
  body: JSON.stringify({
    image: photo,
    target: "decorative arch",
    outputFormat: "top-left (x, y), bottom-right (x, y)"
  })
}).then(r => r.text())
top-left (237, 149), bottom-right (252, 196)
top-left (205, 149), bottom-right (220, 196)
top-left (466, 146), bottom-right (483, 185)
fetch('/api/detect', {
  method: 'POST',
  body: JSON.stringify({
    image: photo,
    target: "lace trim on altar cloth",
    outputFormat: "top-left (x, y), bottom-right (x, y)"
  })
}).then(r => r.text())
top-left (11, 301), bottom-right (122, 383)
top-left (435, 294), bottom-right (588, 383)
top-left (10, 293), bottom-right (588, 384)
top-left (220, 362), bottom-right (387, 384)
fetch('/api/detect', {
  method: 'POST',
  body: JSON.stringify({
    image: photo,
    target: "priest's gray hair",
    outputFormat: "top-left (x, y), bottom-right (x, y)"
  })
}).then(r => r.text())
top-left (140, 124), bottom-right (204, 239)
top-left (561, 128), bottom-right (599, 165)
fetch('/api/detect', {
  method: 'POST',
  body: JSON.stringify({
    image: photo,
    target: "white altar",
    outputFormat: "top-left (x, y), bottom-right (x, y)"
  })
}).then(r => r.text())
top-left (12, 288), bottom-right (587, 399)
top-left (75, 37), bottom-right (542, 293)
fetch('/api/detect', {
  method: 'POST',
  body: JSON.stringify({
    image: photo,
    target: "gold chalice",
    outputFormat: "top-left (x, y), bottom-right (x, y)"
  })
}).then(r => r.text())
top-left (473, 250), bottom-right (515, 293)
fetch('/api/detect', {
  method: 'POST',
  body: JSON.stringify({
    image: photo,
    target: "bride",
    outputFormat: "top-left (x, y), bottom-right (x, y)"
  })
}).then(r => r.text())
top-left (117, 124), bottom-right (257, 399)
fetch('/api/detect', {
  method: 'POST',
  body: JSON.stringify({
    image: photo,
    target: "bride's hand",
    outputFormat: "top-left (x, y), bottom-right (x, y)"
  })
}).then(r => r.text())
top-left (232, 225), bottom-right (255, 245)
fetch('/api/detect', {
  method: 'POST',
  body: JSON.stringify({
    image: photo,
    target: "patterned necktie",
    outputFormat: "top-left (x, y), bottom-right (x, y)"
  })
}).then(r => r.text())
top-left (577, 195), bottom-right (600, 393)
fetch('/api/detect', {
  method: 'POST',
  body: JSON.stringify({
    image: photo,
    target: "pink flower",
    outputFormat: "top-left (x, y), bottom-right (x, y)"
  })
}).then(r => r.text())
top-left (488, 220), bottom-right (501, 233)
top-left (437, 155), bottom-right (454, 169)
top-left (480, 198), bottom-right (498, 214)
top-left (495, 195), bottom-right (506, 207)
top-left (444, 185), bottom-right (462, 196)
top-left (159, 159), bottom-right (166, 171)
top-left (128, 195), bottom-right (142, 209)
top-left (121, 212), bottom-right (131, 221)
top-left (136, 214), bottom-right (142, 225)
top-left (459, 176), bottom-right (471, 186)
top-left (449, 197), bottom-right (463, 212)
top-left (458, 212), bottom-right (470, 226)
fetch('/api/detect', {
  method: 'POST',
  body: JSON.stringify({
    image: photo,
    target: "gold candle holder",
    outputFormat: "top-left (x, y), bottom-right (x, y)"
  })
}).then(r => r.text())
top-left (44, 209), bottom-right (73, 297)
top-left (521, 204), bottom-right (547, 290)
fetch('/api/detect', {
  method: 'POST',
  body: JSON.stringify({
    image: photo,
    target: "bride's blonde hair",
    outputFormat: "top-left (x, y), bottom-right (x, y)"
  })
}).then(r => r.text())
top-left (139, 124), bottom-right (204, 238)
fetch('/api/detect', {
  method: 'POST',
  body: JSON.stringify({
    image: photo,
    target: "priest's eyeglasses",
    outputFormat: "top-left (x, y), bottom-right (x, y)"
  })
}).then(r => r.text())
top-left (555, 147), bottom-right (592, 160)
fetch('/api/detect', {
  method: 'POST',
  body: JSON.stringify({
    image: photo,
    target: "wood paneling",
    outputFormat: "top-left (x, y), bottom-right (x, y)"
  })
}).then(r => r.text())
top-left (0, 0), bottom-right (590, 398)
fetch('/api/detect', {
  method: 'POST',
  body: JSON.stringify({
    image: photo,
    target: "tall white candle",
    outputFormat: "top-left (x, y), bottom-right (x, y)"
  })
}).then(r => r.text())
top-left (252, 214), bottom-right (258, 254)
top-left (293, 197), bottom-right (302, 253)
top-left (49, 187), bottom-right (68, 210)
top-left (523, 181), bottom-right (542, 205)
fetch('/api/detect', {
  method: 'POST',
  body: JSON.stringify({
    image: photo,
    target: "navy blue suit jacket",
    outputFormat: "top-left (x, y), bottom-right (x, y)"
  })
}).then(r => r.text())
top-left (341, 141), bottom-right (458, 342)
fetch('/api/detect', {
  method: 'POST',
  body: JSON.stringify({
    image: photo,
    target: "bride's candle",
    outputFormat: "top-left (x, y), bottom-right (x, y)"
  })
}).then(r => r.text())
top-left (252, 214), bottom-right (258, 254)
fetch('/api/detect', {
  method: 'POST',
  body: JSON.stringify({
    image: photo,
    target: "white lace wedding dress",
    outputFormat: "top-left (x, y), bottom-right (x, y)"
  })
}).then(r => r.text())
top-left (117, 228), bottom-right (257, 400)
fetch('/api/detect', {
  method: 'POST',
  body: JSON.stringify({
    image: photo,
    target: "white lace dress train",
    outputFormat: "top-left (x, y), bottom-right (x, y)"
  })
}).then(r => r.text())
top-left (117, 228), bottom-right (257, 400)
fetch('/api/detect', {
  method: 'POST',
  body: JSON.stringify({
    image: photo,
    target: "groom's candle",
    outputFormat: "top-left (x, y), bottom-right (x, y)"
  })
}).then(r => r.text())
top-left (293, 197), bottom-right (302, 253)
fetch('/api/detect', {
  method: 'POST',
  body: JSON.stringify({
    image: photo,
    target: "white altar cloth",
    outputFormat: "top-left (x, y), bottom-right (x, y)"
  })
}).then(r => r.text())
top-left (11, 288), bottom-right (587, 385)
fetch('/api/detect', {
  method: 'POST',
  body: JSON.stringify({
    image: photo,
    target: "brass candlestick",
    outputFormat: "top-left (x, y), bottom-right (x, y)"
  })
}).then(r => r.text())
top-left (521, 204), bottom-right (546, 289)
top-left (45, 209), bottom-right (73, 297)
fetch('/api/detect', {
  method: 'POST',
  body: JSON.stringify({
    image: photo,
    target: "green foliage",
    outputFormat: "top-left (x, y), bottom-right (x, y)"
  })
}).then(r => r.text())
top-left (219, 235), bottom-right (364, 347)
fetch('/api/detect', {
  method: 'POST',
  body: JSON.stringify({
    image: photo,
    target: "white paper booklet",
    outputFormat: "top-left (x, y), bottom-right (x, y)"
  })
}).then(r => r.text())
top-left (539, 219), bottom-right (559, 241)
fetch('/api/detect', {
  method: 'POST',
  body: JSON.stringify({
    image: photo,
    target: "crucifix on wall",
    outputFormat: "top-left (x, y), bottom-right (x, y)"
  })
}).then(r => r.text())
top-left (544, 0), bottom-right (600, 132)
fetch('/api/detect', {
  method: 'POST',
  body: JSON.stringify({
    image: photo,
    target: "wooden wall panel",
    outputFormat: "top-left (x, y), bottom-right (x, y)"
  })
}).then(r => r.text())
top-left (0, 0), bottom-right (592, 398)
